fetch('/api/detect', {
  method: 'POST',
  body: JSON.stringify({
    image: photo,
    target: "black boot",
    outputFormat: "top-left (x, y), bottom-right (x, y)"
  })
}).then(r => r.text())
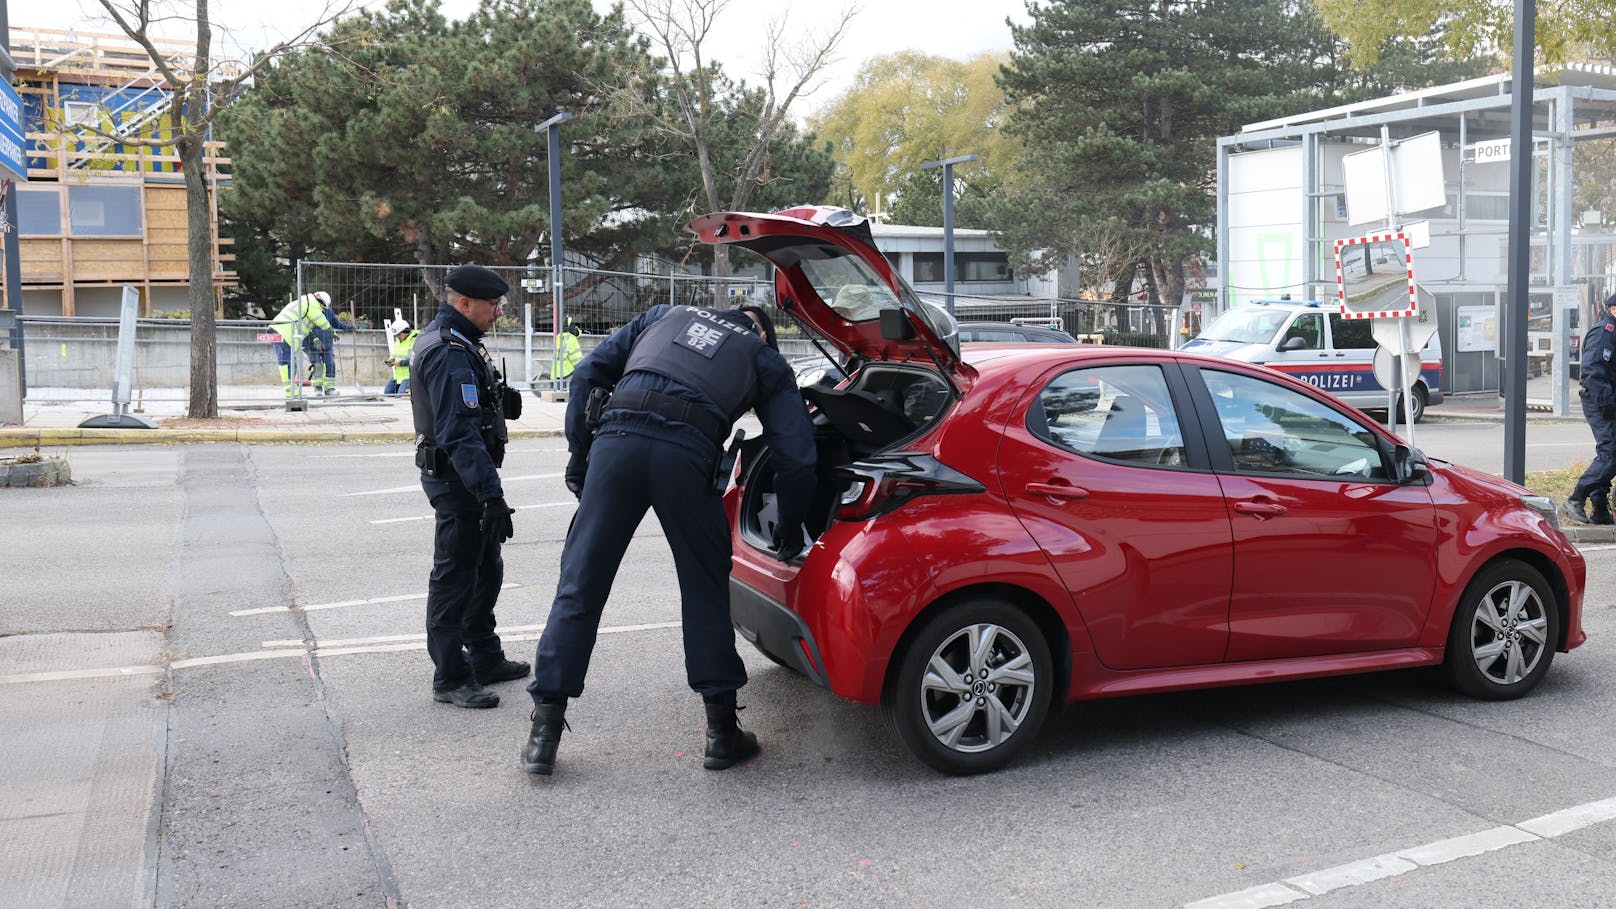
top-left (1592, 500), bottom-right (1615, 525)
top-left (702, 696), bottom-right (761, 771)
top-left (432, 683), bottom-right (498, 708)
top-left (522, 700), bottom-right (568, 775)
top-left (472, 653), bottom-right (531, 684)
top-left (1562, 498), bottom-right (1591, 524)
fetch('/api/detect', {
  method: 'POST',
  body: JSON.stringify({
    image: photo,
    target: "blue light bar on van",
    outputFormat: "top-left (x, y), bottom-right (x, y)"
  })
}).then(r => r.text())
top-left (1251, 299), bottom-right (1327, 308)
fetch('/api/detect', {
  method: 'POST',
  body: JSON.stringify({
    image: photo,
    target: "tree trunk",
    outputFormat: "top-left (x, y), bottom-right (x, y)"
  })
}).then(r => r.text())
top-left (182, 133), bottom-right (218, 419)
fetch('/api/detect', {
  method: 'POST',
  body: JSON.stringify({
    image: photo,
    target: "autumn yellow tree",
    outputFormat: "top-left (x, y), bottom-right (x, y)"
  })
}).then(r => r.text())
top-left (1317, 0), bottom-right (1616, 66)
top-left (810, 52), bottom-right (1018, 222)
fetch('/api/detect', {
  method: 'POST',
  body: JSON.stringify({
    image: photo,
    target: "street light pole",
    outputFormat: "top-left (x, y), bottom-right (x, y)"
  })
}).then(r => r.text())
top-left (1503, 0), bottom-right (1535, 484)
top-left (920, 153), bottom-right (977, 316)
top-left (538, 110), bottom-right (573, 390)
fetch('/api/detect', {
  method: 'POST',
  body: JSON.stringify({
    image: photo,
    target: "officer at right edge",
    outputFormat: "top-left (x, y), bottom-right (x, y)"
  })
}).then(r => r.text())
top-left (1564, 293), bottom-right (1616, 525)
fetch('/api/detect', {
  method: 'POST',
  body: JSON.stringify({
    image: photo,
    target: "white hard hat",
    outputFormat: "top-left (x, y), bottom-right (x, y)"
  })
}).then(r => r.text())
top-left (314, 291), bottom-right (332, 305)
top-left (389, 319), bottom-right (410, 334)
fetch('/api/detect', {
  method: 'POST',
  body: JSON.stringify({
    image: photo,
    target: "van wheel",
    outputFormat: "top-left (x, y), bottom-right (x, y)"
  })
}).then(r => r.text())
top-left (1398, 385), bottom-right (1428, 424)
top-left (1444, 559), bottom-right (1558, 700)
top-left (881, 599), bottom-right (1052, 775)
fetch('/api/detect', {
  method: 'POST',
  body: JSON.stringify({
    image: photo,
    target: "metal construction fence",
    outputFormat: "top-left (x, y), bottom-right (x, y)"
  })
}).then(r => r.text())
top-left (14, 262), bottom-right (1182, 401)
top-left (296, 260), bottom-right (1182, 349)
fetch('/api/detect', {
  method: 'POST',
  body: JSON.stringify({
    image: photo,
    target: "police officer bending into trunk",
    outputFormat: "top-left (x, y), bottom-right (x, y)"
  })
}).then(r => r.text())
top-left (412, 264), bottom-right (529, 708)
top-left (522, 303), bottom-right (815, 775)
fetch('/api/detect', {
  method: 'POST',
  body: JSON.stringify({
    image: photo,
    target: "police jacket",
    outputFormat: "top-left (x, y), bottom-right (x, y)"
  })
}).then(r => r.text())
top-left (1581, 310), bottom-right (1616, 407)
top-left (566, 304), bottom-right (816, 527)
top-left (411, 302), bottom-right (508, 502)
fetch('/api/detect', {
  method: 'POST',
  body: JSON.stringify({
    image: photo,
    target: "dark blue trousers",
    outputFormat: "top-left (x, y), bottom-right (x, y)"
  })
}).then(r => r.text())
top-left (1573, 393), bottom-right (1616, 507)
top-left (529, 431), bottom-right (746, 702)
top-left (424, 481), bottom-right (506, 690)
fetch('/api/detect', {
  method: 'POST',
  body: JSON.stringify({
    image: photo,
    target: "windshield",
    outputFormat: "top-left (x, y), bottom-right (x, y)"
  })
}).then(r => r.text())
top-left (1199, 307), bottom-right (1289, 344)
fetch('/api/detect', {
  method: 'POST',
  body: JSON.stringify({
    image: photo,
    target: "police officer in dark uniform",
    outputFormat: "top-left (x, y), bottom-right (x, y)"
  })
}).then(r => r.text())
top-left (412, 264), bottom-right (529, 707)
top-left (1565, 293), bottom-right (1616, 525)
top-left (521, 303), bottom-right (815, 775)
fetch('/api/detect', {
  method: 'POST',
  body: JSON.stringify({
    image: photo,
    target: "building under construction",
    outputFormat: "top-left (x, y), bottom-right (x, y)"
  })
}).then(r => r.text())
top-left (5, 27), bottom-right (234, 317)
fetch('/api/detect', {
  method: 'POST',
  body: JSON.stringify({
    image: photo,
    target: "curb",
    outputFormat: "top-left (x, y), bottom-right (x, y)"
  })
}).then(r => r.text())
top-left (1562, 526), bottom-right (1616, 544)
top-left (0, 427), bottom-right (565, 448)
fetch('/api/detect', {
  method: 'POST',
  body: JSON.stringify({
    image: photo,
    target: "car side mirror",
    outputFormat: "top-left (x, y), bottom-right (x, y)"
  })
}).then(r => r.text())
top-left (879, 309), bottom-right (915, 341)
top-left (1280, 336), bottom-right (1308, 352)
top-left (1392, 443), bottom-right (1430, 484)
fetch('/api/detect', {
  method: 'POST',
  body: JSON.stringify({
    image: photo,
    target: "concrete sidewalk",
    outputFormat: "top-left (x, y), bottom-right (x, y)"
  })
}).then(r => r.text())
top-left (0, 385), bottom-right (569, 448)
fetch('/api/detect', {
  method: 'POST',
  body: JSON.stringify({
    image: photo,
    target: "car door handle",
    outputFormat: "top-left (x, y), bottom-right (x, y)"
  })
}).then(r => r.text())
top-left (1233, 500), bottom-right (1288, 516)
top-left (1025, 482), bottom-right (1090, 501)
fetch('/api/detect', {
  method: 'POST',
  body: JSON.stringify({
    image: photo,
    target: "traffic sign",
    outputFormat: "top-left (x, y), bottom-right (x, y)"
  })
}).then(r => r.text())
top-left (1372, 346), bottom-right (1421, 392)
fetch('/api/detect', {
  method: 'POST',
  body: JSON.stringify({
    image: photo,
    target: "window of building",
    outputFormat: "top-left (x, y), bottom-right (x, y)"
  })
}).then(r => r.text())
top-left (958, 252), bottom-right (1011, 282)
top-left (16, 186), bottom-right (62, 235)
top-left (913, 252), bottom-right (944, 283)
top-left (63, 101), bottom-right (100, 128)
top-left (68, 185), bottom-right (143, 236)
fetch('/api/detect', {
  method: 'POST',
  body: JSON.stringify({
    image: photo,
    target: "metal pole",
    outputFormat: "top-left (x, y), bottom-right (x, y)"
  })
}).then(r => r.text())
top-left (1, 2), bottom-right (26, 394)
top-left (1503, 0), bottom-right (1536, 484)
top-left (539, 111), bottom-right (572, 389)
top-left (920, 154), bottom-right (977, 317)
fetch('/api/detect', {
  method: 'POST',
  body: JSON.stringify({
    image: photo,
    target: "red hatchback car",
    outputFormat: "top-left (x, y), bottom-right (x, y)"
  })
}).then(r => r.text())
top-left (688, 206), bottom-right (1587, 775)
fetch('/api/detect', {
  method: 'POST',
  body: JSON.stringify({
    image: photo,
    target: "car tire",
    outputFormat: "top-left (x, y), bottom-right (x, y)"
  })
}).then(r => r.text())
top-left (1398, 385), bottom-right (1428, 424)
top-left (881, 599), bottom-right (1053, 775)
top-left (1443, 559), bottom-right (1558, 700)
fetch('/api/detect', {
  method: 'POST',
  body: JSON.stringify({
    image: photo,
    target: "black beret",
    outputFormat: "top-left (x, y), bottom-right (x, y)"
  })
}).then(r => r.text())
top-left (1605, 293), bottom-right (1616, 310)
top-left (445, 264), bottom-right (509, 300)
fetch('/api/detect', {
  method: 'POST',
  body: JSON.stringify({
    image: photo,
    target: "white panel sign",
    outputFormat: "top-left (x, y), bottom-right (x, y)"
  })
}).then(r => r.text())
top-left (1342, 146), bottom-right (1390, 226)
top-left (1390, 131), bottom-right (1447, 216)
top-left (1470, 137), bottom-right (1512, 164)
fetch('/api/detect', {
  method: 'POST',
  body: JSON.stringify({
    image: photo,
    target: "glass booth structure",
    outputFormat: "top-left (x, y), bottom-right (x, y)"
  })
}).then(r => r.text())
top-left (1216, 67), bottom-right (1616, 414)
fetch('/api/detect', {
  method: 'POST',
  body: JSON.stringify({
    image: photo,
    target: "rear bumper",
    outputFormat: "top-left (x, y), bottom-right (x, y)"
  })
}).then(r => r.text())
top-left (730, 578), bottom-right (830, 689)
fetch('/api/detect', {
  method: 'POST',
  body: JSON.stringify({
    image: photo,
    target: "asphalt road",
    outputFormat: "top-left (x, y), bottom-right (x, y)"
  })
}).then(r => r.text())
top-left (2, 432), bottom-right (1614, 909)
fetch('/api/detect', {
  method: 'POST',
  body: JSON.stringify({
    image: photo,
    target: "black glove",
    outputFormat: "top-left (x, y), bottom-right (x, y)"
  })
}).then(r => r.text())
top-left (770, 522), bottom-right (806, 562)
top-left (481, 496), bottom-right (515, 542)
top-left (564, 451), bottom-right (588, 499)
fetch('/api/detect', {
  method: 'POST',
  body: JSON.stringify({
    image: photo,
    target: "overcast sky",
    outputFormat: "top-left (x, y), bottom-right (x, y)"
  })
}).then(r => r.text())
top-left (10, 0), bottom-right (1032, 116)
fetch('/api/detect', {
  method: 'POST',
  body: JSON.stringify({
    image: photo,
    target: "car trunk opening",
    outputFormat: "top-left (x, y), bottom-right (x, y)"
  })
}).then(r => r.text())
top-left (738, 364), bottom-right (954, 546)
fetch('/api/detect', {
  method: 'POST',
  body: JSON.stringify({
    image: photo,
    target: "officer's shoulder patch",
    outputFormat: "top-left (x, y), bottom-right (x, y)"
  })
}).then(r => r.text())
top-left (1605, 323), bottom-right (1613, 332)
top-left (461, 384), bottom-right (479, 409)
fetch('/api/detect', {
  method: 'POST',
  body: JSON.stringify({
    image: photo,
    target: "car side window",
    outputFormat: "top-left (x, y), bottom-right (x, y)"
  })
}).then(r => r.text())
top-left (1201, 370), bottom-right (1388, 479)
top-left (976, 330), bottom-right (1017, 341)
top-left (1031, 364), bottom-right (1187, 467)
top-left (1283, 312), bottom-right (1323, 350)
top-left (1329, 314), bottom-right (1377, 350)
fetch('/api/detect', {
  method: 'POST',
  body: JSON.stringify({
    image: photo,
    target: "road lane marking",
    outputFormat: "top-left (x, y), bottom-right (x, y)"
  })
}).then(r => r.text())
top-left (1183, 800), bottom-right (1616, 908)
top-left (0, 621), bottom-right (682, 685)
top-left (1517, 795), bottom-right (1616, 837)
top-left (370, 501), bottom-right (575, 525)
top-left (229, 583), bottom-right (523, 617)
top-left (340, 473), bottom-right (562, 497)
top-left (0, 665), bottom-right (165, 685)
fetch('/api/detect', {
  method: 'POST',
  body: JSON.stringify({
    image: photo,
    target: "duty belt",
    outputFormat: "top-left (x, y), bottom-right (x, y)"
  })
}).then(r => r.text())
top-left (604, 386), bottom-right (728, 447)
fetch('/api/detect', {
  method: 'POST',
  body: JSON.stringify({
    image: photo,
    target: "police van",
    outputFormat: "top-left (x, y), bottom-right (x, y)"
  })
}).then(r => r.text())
top-left (1180, 299), bottom-right (1443, 422)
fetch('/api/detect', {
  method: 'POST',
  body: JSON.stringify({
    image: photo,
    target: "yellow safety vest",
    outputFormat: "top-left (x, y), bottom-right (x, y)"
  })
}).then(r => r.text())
top-left (270, 295), bottom-right (334, 343)
top-left (388, 330), bottom-right (419, 382)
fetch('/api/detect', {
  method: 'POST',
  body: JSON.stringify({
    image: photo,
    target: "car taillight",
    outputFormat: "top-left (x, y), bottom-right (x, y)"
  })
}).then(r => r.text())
top-left (833, 453), bottom-right (984, 522)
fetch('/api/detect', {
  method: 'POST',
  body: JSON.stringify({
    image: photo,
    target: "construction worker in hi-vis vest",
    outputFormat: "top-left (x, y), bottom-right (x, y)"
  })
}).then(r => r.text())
top-left (269, 291), bottom-right (336, 398)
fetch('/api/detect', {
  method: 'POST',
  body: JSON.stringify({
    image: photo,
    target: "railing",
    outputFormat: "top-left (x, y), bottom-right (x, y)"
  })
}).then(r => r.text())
top-left (9, 26), bottom-right (237, 83)
top-left (25, 130), bottom-right (229, 181)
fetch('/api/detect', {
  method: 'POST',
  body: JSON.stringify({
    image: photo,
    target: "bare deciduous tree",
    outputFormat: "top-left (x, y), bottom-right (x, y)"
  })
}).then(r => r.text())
top-left (89, 0), bottom-right (353, 418)
top-left (624, 0), bottom-right (857, 275)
